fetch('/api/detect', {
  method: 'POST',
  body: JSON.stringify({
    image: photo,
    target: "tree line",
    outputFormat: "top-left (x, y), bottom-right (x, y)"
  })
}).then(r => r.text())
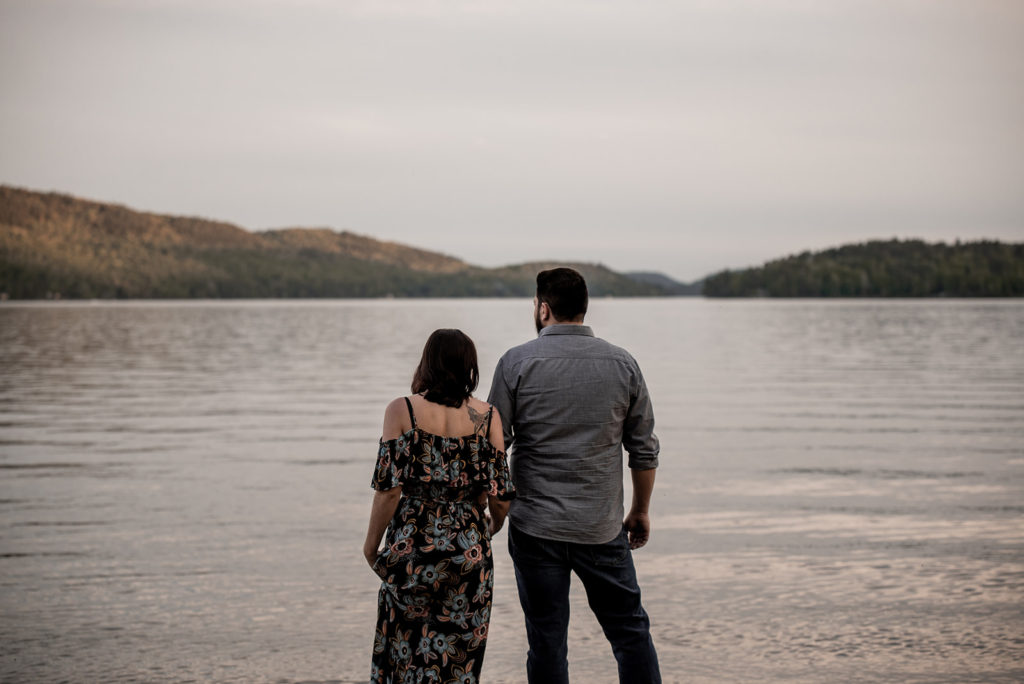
top-left (702, 240), bottom-right (1024, 297)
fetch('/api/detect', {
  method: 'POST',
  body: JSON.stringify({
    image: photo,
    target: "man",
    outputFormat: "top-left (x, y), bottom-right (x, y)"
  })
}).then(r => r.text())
top-left (488, 267), bottom-right (661, 684)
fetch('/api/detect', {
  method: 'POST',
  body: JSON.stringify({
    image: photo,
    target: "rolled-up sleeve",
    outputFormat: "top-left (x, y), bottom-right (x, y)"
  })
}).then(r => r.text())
top-left (623, 364), bottom-right (659, 470)
top-left (487, 355), bottom-right (516, 451)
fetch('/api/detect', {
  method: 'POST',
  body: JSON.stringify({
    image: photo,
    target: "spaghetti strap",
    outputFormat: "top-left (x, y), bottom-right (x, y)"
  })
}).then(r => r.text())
top-left (404, 397), bottom-right (417, 430)
top-left (485, 404), bottom-right (494, 434)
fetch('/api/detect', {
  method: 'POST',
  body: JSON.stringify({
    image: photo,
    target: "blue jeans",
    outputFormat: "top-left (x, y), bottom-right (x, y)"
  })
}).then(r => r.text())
top-left (508, 523), bottom-right (661, 684)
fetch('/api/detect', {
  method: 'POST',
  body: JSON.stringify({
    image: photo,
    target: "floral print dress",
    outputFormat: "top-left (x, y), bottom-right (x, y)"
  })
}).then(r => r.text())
top-left (370, 398), bottom-right (514, 684)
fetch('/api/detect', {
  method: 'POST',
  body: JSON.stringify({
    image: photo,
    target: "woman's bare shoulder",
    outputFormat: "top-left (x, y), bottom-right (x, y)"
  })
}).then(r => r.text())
top-left (384, 396), bottom-right (410, 417)
top-left (467, 396), bottom-right (501, 421)
top-left (381, 396), bottom-right (413, 439)
top-left (466, 396), bottom-right (491, 411)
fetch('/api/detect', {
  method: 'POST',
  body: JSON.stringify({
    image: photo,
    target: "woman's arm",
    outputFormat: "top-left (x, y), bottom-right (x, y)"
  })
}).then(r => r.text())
top-left (487, 498), bottom-right (509, 536)
top-left (363, 398), bottom-right (411, 567)
top-left (486, 408), bottom-right (510, 536)
top-left (363, 487), bottom-right (402, 566)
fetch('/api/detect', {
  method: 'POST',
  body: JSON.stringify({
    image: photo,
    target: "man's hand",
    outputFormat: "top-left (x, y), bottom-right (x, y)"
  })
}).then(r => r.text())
top-left (624, 509), bottom-right (651, 550)
top-left (626, 467), bottom-right (656, 549)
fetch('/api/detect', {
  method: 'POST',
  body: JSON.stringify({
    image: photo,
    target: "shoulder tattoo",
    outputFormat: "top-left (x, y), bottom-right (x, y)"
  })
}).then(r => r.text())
top-left (467, 405), bottom-right (487, 437)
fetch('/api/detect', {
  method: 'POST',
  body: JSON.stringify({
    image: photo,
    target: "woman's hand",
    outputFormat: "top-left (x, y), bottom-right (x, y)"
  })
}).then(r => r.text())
top-left (485, 511), bottom-right (504, 536)
top-left (364, 488), bottom-right (402, 573)
top-left (486, 498), bottom-right (509, 536)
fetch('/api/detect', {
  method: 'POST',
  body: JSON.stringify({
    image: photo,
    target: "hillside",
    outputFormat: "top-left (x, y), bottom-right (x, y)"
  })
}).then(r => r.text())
top-left (702, 239), bottom-right (1024, 297)
top-left (0, 186), bottom-right (673, 299)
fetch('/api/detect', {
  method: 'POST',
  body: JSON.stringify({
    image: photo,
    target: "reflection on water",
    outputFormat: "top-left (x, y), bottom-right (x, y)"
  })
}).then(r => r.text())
top-left (1, 299), bottom-right (1022, 683)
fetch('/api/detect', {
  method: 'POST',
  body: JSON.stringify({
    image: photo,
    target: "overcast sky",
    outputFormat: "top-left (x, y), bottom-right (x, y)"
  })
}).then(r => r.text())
top-left (1, 0), bottom-right (1022, 281)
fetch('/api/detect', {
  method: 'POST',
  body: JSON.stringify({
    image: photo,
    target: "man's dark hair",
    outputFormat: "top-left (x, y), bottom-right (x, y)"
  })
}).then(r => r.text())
top-left (411, 328), bottom-right (479, 408)
top-left (536, 267), bottom-right (589, 321)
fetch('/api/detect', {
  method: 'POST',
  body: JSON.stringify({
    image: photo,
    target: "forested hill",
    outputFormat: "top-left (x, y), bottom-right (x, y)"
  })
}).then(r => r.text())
top-left (0, 186), bottom-right (683, 299)
top-left (703, 240), bottom-right (1024, 297)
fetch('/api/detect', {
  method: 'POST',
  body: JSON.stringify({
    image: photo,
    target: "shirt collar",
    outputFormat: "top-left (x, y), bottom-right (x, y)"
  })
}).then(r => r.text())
top-left (539, 324), bottom-right (594, 337)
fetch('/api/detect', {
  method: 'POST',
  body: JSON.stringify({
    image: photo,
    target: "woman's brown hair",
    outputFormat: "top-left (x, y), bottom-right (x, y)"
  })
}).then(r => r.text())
top-left (411, 329), bottom-right (479, 408)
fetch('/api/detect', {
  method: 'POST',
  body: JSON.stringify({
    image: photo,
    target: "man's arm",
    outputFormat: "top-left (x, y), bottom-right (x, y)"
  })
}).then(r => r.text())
top-left (624, 467), bottom-right (656, 549)
top-left (622, 364), bottom-right (659, 470)
top-left (623, 360), bottom-right (659, 550)
top-left (486, 355), bottom-right (515, 451)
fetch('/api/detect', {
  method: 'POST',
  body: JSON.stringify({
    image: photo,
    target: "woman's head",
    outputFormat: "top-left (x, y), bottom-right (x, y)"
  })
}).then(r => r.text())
top-left (411, 329), bottom-right (479, 407)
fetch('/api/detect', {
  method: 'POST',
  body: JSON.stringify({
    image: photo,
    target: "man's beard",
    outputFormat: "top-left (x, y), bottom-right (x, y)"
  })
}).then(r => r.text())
top-left (534, 307), bottom-right (543, 334)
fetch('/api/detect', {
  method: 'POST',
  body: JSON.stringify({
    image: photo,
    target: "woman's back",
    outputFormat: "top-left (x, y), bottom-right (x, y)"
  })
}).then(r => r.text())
top-left (374, 393), bottom-right (505, 505)
top-left (383, 394), bottom-right (499, 442)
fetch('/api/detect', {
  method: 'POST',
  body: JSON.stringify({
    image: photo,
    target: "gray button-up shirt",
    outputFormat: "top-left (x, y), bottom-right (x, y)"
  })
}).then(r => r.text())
top-left (487, 324), bottom-right (659, 544)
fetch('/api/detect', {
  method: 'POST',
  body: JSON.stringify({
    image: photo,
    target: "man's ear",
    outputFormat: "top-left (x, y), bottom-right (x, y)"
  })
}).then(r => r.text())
top-left (538, 301), bottom-right (551, 322)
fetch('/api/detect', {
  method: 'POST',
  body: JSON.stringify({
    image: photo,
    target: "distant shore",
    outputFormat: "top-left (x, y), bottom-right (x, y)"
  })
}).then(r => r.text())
top-left (2, 186), bottom-right (1021, 299)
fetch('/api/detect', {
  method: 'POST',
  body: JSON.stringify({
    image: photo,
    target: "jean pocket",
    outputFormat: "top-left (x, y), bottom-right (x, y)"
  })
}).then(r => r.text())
top-left (587, 528), bottom-right (630, 567)
top-left (508, 524), bottom-right (562, 565)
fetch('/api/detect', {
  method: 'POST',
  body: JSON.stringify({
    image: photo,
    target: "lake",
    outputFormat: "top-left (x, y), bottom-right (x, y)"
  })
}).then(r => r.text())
top-left (1, 298), bottom-right (1022, 683)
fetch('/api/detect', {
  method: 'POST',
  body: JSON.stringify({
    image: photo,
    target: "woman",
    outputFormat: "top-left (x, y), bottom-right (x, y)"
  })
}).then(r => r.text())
top-left (364, 329), bottom-right (514, 683)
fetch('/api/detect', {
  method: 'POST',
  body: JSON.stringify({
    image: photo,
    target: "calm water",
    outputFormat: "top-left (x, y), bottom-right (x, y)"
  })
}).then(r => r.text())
top-left (1, 299), bottom-right (1022, 683)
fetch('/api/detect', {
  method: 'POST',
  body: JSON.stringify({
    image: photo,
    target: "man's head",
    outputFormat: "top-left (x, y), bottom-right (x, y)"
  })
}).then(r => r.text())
top-left (534, 267), bottom-right (588, 332)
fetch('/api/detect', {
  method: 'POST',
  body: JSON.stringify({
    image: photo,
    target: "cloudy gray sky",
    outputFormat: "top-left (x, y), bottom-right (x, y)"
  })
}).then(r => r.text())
top-left (2, 0), bottom-right (1022, 281)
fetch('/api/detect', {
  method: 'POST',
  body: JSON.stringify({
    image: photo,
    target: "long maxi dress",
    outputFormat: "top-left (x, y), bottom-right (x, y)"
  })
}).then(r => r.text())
top-left (369, 398), bottom-right (514, 684)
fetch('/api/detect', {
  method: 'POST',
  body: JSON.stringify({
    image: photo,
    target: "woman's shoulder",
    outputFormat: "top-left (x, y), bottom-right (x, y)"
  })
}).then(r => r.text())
top-left (384, 395), bottom-right (413, 417)
top-left (465, 396), bottom-right (502, 423)
top-left (465, 396), bottom-right (492, 412)
top-left (466, 397), bottom-right (504, 450)
top-left (381, 396), bottom-right (414, 440)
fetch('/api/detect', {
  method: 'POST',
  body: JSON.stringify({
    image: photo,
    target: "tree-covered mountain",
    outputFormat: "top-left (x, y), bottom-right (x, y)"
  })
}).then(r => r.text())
top-left (703, 239), bottom-right (1024, 297)
top-left (0, 186), bottom-right (675, 299)
top-left (6, 187), bottom-right (1018, 300)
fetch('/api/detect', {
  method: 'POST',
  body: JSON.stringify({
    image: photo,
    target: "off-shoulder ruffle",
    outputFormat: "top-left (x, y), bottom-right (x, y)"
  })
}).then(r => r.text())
top-left (370, 431), bottom-right (413, 491)
top-left (370, 428), bottom-right (515, 501)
